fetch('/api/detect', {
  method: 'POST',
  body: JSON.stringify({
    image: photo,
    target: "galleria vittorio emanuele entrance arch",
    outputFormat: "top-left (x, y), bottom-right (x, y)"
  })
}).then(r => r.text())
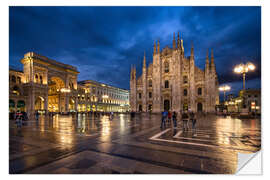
top-left (21, 52), bottom-right (79, 116)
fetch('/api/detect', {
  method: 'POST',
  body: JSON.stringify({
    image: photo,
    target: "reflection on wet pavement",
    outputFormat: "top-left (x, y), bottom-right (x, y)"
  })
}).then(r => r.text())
top-left (9, 113), bottom-right (261, 174)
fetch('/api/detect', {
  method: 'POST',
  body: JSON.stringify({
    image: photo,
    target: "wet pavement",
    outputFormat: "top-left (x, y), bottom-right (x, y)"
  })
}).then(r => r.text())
top-left (9, 113), bottom-right (261, 174)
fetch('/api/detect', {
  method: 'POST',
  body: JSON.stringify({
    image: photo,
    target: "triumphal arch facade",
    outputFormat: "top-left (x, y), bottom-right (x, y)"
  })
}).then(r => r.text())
top-left (20, 52), bottom-right (79, 116)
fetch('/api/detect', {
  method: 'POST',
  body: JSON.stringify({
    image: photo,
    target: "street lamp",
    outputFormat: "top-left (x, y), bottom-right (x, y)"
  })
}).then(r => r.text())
top-left (219, 85), bottom-right (231, 102)
top-left (234, 62), bottom-right (255, 90)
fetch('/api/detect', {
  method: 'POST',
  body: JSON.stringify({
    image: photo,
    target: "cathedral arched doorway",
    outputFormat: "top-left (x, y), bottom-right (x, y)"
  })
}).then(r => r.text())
top-left (164, 100), bottom-right (170, 111)
top-left (197, 103), bottom-right (203, 112)
top-left (138, 104), bottom-right (142, 112)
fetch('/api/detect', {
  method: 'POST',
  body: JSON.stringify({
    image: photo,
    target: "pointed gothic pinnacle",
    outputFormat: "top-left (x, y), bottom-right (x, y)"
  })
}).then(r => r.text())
top-left (191, 42), bottom-right (194, 56)
top-left (153, 41), bottom-right (156, 54)
top-left (211, 48), bottom-right (214, 64)
top-left (173, 32), bottom-right (176, 49)
top-left (143, 51), bottom-right (146, 68)
top-left (157, 39), bottom-right (160, 53)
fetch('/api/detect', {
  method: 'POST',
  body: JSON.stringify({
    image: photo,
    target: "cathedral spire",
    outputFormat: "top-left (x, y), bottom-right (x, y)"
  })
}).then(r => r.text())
top-left (153, 41), bottom-right (156, 55)
top-left (143, 51), bottom-right (146, 69)
top-left (157, 39), bottom-right (160, 54)
top-left (210, 48), bottom-right (216, 72)
top-left (173, 32), bottom-right (176, 49)
top-left (211, 48), bottom-right (214, 64)
top-left (206, 49), bottom-right (209, 65)
top-left (190, 42), bottom-right (194, 57)
top-left (177, 32), bottom-right (180, 49)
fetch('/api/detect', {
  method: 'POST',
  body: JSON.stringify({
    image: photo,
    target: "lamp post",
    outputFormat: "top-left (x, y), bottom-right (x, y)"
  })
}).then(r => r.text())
top-left (234, 62), bottom-right (255, 90)
top-left (219, 85), bottom-right (231, 103)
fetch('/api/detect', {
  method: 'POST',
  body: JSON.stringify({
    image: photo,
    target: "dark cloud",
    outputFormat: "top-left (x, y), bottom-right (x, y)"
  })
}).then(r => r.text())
top-left (9, 6), bottom-right (261, 94)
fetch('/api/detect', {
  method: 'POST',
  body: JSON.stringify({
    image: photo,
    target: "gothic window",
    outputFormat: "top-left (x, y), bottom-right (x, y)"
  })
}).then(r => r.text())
top-left (40, 75), bottom-right (43, 84)
top-left (149, 92), bottom-right (152, 98)
top-left (184, 89), bottom-right (188, 96)
top-left (149, 80), bottom-right (152, 87)
top-left (139, 93), bottom-right (142, 99)
top-left (17, 77), bottom-right (21, 84)
top-left (164, 61), bottom-right (169, 73)
top-left (12, 75), bottom-right (16, 83)
top-left (165, 80), bottom-right (169, 88)
top-left (198, 87), bottom-right (202, 95)
top-left (183, 76), bottom-right (188, 84)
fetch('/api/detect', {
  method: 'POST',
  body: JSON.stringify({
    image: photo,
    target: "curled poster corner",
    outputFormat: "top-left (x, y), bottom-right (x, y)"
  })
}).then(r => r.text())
top-left (236, 151), bottom-right (262, 175)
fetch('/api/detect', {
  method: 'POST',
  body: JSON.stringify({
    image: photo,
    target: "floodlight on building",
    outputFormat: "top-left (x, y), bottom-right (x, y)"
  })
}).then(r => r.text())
top-left (60, 88), bottom-right (71, 93)
top-left (102, 95), bottom-right (109, 99)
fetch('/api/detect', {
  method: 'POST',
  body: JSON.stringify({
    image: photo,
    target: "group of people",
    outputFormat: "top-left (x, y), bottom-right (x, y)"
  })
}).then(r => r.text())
top-left (161, 110), bottom-right (197, 132)
top-left (161, 111), bottom-right (178, 128)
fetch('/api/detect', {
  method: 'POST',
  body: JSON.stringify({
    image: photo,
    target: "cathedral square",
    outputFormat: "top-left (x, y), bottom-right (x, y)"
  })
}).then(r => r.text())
top-left (9, 6), bottom-right (261, 175)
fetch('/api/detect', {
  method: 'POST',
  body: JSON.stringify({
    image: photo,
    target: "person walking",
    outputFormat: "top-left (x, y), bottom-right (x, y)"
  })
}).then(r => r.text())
top-left (15, 111), bottom-right (23, 136)
top-left (168, 111), bottom-right (172, 125)
top-left (35, 111), bottom-right (39, 121)
top-left (161, 111), bottom-right (167, 129)
top-left (182, 110), bottom-right (189, 131)
top-left (190, 111), bottom-right (197, 134)
top-left (172, 111), bottom-right (177, 128)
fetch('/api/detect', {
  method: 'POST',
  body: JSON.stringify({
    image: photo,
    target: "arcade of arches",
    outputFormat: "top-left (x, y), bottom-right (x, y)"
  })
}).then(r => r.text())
top-left (9, 52), bottom-right (130, 116)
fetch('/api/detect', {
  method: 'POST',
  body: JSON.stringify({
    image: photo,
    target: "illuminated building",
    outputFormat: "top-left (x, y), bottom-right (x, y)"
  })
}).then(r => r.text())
top-left (9, 52), bottom-right (129, 116)
top-left (130, 33), bottom-right (219, 113)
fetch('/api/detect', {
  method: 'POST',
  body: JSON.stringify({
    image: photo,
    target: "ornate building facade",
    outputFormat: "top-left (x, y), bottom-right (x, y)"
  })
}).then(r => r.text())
top-left (130, 33), bottom-right (219, 113)
top-left (9, 52), bottom-right (129, 116)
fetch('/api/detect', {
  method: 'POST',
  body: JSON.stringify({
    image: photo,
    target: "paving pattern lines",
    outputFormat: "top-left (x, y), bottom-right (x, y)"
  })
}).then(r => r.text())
top-left (149, 128), bottom-right (260, 153)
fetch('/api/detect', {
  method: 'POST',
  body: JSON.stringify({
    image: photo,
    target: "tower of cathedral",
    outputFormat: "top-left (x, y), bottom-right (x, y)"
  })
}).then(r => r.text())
top-left (130, 33), bottom-right (219, 113)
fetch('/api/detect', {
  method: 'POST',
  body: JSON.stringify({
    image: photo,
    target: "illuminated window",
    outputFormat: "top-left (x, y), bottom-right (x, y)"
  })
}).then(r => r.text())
top-left (17, 77), bottom-right (21, 84)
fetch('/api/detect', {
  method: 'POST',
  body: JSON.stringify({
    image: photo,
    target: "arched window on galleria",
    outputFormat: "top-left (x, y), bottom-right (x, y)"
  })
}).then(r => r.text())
top-left (40, 75), bottom-right (43, 84)
top-left (35, 74), bottom-right (39, 83)
top-left (11, 75), bottom-right (16, 83)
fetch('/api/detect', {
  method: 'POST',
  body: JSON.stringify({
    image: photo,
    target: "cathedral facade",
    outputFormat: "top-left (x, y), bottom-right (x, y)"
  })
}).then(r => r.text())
top-left (130, 33), bottom-right (219, 113)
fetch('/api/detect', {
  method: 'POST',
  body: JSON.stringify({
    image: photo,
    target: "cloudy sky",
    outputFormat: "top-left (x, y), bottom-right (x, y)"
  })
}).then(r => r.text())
top-left (9, 6), bottom-right (261, 96)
